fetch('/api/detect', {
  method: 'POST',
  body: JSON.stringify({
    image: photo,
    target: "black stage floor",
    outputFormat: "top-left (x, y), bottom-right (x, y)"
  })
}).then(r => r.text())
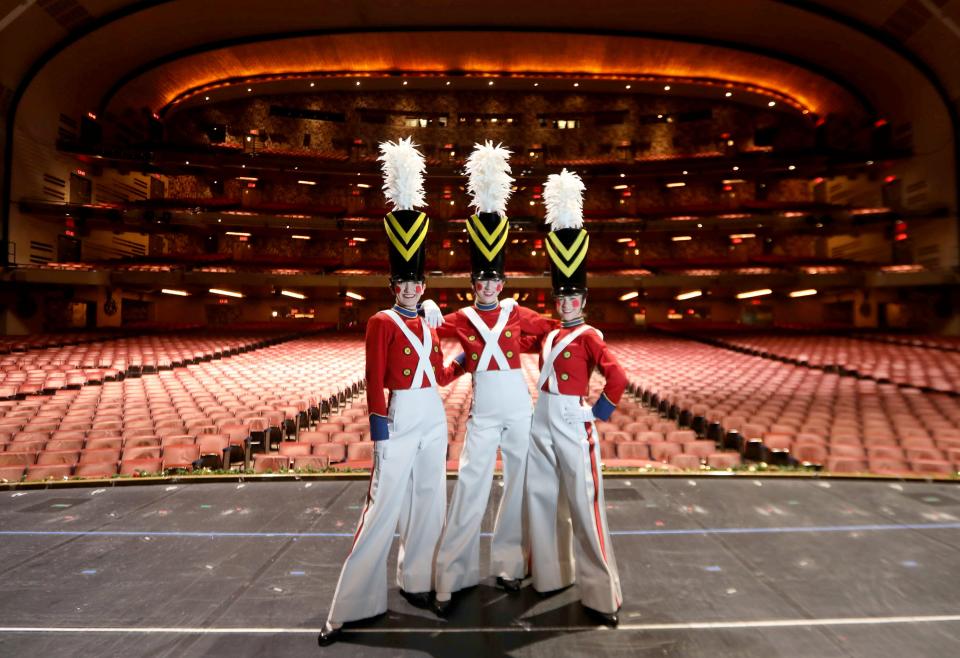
top-left (2, 477), bottom-right (960, 657)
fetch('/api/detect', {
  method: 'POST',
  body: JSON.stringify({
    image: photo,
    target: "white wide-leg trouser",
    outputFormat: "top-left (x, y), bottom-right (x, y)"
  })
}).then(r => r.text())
top-left (435, 369), bottom-right (532, 595)
top-left (525, 391), bottom-right (622, 614)
top-left (327, 387), bottom-right (448, 624)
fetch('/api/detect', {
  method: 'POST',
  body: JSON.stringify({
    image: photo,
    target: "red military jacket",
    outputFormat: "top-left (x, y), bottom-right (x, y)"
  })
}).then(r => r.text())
top-left (436, 301), bottom-right (557, 373)
top-left (366, 306), bottom-right (463, 423)
top-left (536, 321), bottom-right (627, 420)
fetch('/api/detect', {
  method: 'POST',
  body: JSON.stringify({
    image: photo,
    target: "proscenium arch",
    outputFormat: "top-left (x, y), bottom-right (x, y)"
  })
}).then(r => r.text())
top-left (3, 2), bottom-right (958, 267)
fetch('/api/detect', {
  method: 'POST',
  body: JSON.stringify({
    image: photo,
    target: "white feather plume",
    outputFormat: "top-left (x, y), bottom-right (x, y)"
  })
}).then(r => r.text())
top-left (378, 137), bottom-right (427, 210)
top-left (543, 169), bottom-right (585, 230)
top-left (464, 140), bottom-right (514, 216)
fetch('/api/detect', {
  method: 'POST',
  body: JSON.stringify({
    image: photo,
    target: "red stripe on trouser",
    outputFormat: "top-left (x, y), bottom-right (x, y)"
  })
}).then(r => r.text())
top-left (350, 465), bottom-right (377, 551)
top-left (585, 421), bottom-right (622, 608)
top-left (584, 422), bottom-right (607, 563)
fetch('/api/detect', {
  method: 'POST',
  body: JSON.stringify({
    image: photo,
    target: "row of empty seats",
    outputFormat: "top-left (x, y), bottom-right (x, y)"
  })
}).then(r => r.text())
top-left (0, 332), bottom-right (298, 399)
top-left (248, 352), bottom-right (743, 474)
top-left (853, 332), bottom-right (960, 352)
top-left (0, 332), bottom-right (119, 354)
top-left (0, 336), bottom-right (367, 481)
top-left (608, 335), bottom-right (960, 476)
top-left (2, 330), bottom-right (959, 482)
top-left (708, 333), bottom-right (960, 394)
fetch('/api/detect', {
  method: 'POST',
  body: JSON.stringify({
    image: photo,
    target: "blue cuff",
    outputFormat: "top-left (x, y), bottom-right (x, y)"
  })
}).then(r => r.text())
top-left (369, 414), bottom-right (389, 441)
top-left (454, 352), bottom-right (466, 367)
top-left (591, 394), bottom-right (616, 422)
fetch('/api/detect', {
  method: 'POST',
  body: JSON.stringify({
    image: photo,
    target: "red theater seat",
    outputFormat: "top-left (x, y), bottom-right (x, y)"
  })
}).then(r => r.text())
top-left (616, 442), bottom-right (649, 460)
top-left (279, 442), bottom-right (312, 457)
top-left (45, 439), bottom-right (83, 452)
top-left (162, 444), bottom-right (200, 471)
top-left (122, 446), bottom-right (161, 461)
top-left (80, 448), bottom-right (120, 464)
top-left (75, 462), bottom-right (118, 478)
top-left (293, 455), bottom-right (330, 471)
top-left (910, 459), bottom-right (954, 475)
top-left (669, 454), bottom-right (702, 470)
top-left (684, 440), bottom-right (718, 458)
top-left (346, 441), bottom-right (374, 463)
top-left (298, 431), bottom-right (330, 444)
top-left (707, 452), bottom-right (741, 469)
top-left (650, 443), bottom-right (682, 462)
top-left (793, 443), bottom-right (828, 464)
top-left (0, 465), bottom-right (25, 481)
top-left (25, 464), bottom-right (73, 481)
top-left (331, 431), bottom-right (364, 444)
top-left (666, 430), bottom-right (697, 444)
top-left (636, 431), bottom-right (665, 443)
top-left (120, 458), bottom-right (162, 476)
top-left (312, 442), bottom-right (346, 463)
top-left (197, 435), bottom-right (230, 465)
top-left (447, 442), bottom-right (465, 462)
top-left (36, 450), bottom-right (79, 466)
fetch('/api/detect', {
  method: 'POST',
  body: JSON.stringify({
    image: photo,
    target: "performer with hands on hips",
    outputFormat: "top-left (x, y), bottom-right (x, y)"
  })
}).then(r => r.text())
top-left (524, 168), bottom-right (626, 627)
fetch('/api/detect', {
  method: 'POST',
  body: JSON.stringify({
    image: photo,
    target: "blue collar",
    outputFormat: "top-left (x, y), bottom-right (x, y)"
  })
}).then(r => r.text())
top-left (561, 317), bottom-right (585, 328)
top-left (392, 304), bottom-right (418, 319)
top-left (474, 300), bottom-right (498, 312)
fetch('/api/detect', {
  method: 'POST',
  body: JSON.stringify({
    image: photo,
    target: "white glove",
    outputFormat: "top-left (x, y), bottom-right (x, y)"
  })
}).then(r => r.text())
top-left (562, 405), bottom-right (595, 425)
top-left (499, 297), bottom-right (518, 312)
top-left (420, 299), bottom-right (444, 328)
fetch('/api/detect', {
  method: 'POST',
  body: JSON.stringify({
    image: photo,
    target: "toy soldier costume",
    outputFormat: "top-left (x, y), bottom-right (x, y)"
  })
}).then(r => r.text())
top-left (319, 138), bottom-right (463, 646)
top-left (524, 169), bottom-right (627, 627)
top-left (421, 142), bottom-right (555, 615)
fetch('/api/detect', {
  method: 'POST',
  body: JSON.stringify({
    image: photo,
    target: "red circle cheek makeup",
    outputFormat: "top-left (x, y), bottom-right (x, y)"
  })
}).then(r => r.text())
top-left (415, 284), bottom-right (423, 295)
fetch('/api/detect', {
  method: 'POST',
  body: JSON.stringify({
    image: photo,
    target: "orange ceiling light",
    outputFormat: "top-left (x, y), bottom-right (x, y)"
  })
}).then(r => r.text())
top-left (168, 71), bottom-right (814, 116)
top-left (105, 32), bottom-right (862, 119)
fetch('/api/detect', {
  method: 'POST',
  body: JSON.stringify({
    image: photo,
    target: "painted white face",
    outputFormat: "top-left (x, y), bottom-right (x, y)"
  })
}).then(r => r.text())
top-left (555, 293), bottom-right (585, 322)
top-left (393, 280), bottom-right (425, 309)
top-left (474, 278), bottom-right (504, 305)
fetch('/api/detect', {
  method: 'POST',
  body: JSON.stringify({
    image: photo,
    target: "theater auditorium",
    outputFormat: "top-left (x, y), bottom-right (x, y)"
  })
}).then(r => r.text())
top-left (1, 1), bottom-right (959, 655)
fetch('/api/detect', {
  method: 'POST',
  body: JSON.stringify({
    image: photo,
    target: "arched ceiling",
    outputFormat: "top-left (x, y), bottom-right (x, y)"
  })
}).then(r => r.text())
top-left (104, 31), bottom-right (861, 119)
top-left (2, 0), bottom-right (958, 126)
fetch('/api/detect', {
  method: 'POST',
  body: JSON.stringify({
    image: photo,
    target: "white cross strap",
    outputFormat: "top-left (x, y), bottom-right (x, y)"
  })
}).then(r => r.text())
top-left (382, 310), bottom-right (438, 388)
top-left (536, 324), bottom-right (592, 393)
top-left (461, 305), bottom-right (512, 371)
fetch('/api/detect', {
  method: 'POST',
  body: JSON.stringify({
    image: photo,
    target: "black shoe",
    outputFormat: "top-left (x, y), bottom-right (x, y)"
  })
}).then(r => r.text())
top-left (317, 625), bottom-right (341, 646)
top-left (399, 589), bottom-right (432, 609)
top-left (583, 605), bottom-right (619, 628)
top-left (496, 576), bottom-right (523, 592)
top-left (535, 582), bottom-right (575, 598)
top-left (431, 596), bottom-right (454, 617)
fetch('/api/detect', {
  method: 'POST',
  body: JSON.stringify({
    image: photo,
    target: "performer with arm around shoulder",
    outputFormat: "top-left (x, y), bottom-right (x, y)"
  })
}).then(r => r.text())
top-left (420, 142), bottom-right (555, 616)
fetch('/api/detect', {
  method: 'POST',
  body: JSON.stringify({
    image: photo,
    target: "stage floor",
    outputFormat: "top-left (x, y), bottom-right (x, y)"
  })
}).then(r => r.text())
top-left (1, 477), bottom-right (960, 657)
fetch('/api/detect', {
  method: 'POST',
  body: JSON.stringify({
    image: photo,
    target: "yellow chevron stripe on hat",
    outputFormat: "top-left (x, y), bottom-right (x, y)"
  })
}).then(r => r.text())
top-left (546, 229), bottom-right (587, 262)
top-left (384, 212), bottom-right (429, 261)
top-left (466, 215), bottom-right (509, 262)
top-left (546, 232), bottom-right (589, 279)
top-left (468, 215), bottom-right (509, 246)
top-left (385, 211), bottom-right (427, 243)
